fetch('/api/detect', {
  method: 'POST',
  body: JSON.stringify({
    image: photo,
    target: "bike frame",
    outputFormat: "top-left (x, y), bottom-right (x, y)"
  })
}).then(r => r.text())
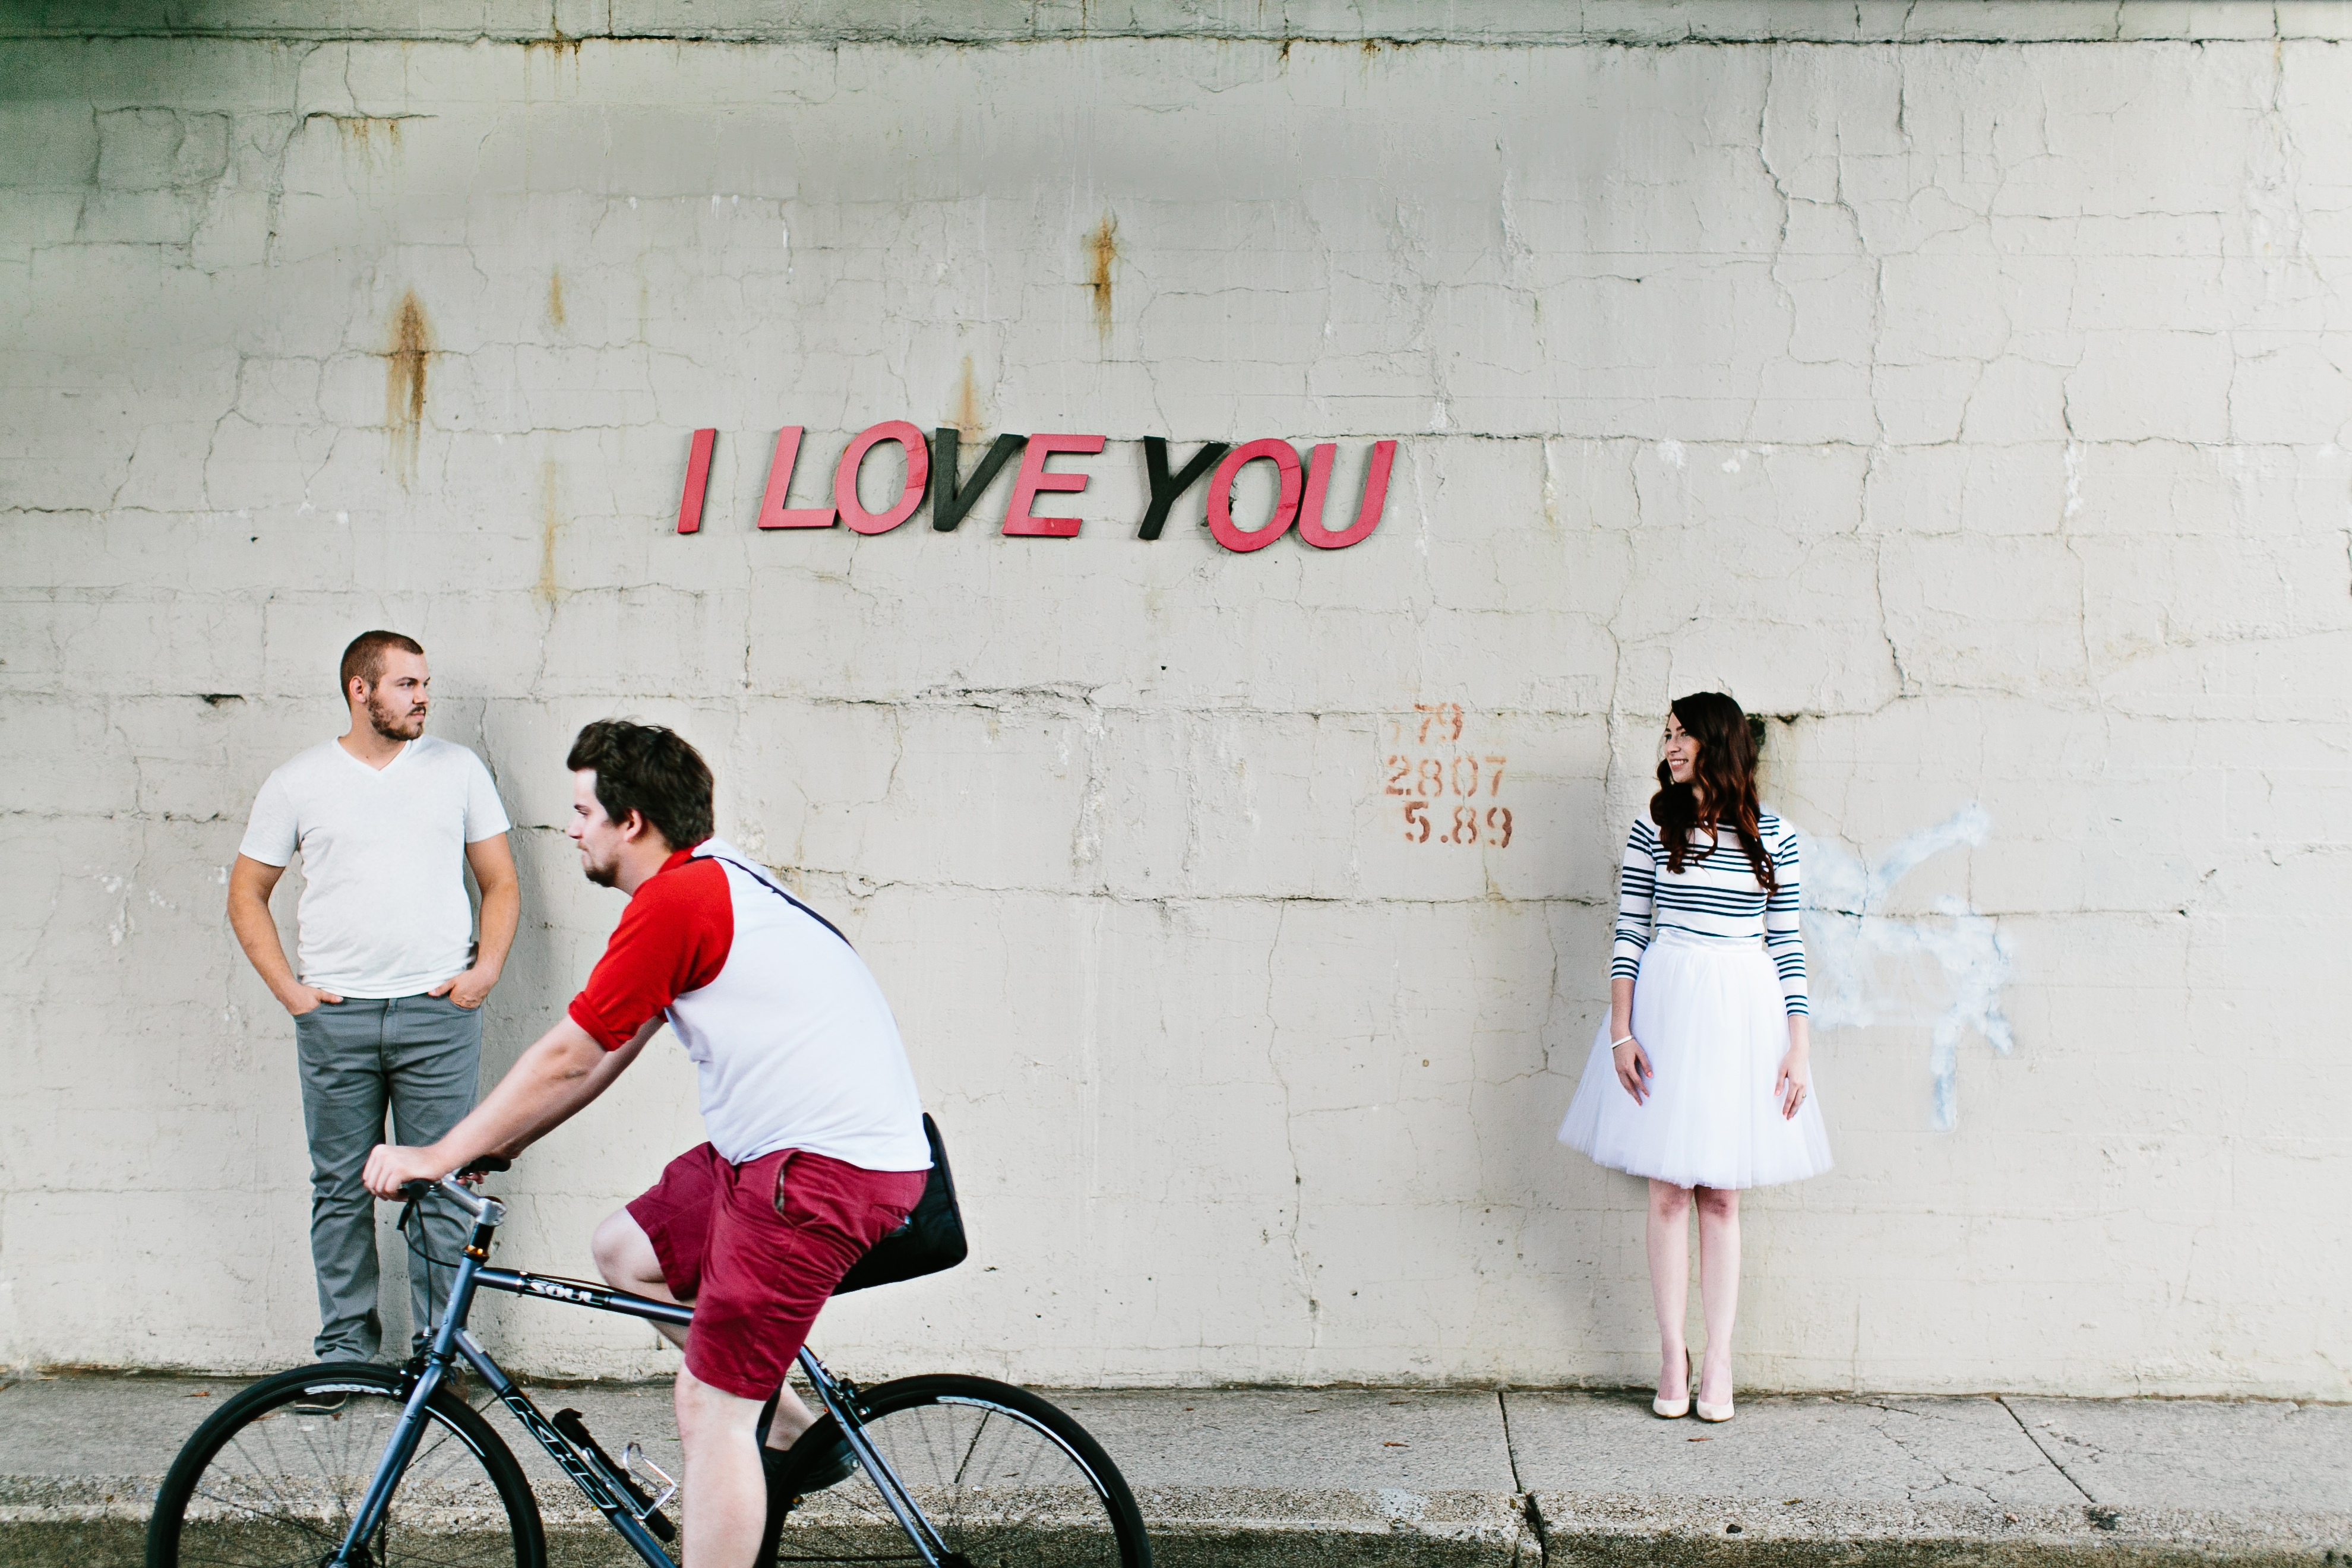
top-left (333, 1178), bottom-right (956, 1568)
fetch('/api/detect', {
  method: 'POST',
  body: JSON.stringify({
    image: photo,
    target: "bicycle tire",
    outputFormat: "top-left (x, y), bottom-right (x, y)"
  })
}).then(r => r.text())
top-left (147, 1361), bottom-right (546, 1568)
top-left (767, 1373), bottom-right (1149, 1568)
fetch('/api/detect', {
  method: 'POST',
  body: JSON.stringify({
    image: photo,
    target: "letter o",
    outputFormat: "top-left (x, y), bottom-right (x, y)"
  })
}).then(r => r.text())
top-left (834, 421), bottom-right (932, 536)
top-left (1206, 439), bottom-right (1303, 553)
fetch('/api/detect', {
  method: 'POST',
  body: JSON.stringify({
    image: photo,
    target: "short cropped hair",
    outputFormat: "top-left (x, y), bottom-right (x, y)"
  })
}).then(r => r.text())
top-left (339, 630), bottom-right (425, 697)
top-left (566, 719), bottom-right (715, 851)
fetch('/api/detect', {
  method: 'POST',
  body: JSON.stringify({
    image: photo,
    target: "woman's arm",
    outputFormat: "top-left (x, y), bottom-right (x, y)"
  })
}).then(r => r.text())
top-left (1610, 823), bottom-right (1658, 1102)
top-left (1777, 1012), bottom-right (1812, 1120)
top-left (1766, 825), bottom-right (1812, 1119)
top-left (1609, 975), bottom-right (1651, 1102)
top-left (1610, 821), bottom-right (1658, 982)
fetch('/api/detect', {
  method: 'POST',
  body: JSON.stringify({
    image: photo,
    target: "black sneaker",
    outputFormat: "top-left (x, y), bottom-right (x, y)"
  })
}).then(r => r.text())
top-left (755, 1393), bottom-right (856, 1494)
top-left (290, 1389), bottom-right (349, 1415)
top-left (782, 1426), bottom-right (858, 1493)
top-left (760, 1428), bottom-right (856, 1499)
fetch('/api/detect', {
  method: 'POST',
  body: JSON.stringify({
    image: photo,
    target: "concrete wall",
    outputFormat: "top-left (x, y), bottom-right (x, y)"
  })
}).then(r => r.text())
top-left (4, 2), bottom-right (2348, 1398)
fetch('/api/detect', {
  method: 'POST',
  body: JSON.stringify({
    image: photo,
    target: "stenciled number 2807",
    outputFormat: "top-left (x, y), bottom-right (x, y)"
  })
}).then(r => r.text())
top-left (1383, 755), bottom-right (1511, 848)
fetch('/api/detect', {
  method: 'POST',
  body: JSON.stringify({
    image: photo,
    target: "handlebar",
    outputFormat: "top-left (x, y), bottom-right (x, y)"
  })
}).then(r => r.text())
top-left (396, 1156), bottom-right (513, 1219)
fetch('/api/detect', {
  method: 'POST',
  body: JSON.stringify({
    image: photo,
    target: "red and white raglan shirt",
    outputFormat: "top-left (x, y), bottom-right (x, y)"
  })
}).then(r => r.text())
top-left (568, 839), bottom-right (930, 1173)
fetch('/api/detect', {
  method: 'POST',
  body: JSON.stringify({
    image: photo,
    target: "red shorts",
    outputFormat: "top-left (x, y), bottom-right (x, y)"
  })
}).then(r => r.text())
top-left (627, 1143), bottom-right (928, 1401)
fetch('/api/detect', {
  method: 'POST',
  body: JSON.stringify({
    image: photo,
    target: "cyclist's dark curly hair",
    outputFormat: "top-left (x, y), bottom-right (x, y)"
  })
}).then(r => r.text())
top-left (566, 719), bottom-right (715, 851)
top-left (1651, 691), bottom-right (1776, 894)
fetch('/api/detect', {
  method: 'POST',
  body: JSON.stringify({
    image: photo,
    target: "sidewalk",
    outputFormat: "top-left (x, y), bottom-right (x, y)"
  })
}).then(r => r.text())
top-left (3, 1373), bottom-right (2344, 1565)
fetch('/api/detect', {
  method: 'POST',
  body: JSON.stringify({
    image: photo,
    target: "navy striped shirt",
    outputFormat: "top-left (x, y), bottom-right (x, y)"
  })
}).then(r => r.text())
top-left (1611, 813), bottom-right (1808, 1016)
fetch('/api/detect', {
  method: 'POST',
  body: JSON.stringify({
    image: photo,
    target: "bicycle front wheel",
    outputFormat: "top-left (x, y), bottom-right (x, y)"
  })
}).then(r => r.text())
top-left (773, 1374), bottom-right (1149, 1568)
top-left (147, 1361), bottom-right (545, 1568)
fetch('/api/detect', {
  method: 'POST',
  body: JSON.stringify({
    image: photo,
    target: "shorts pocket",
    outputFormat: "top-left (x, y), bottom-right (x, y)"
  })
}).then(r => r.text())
top-left (772, 1155), bottom-right (862, 1241)
top-left (772, 1153), bottom-right (810, 1224)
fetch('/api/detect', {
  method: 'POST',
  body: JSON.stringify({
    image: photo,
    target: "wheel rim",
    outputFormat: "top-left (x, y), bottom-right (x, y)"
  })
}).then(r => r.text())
top-left (776, 1395), bottom-right (1131, 1567)
top-left (167, 1382), bottom-right (525, 1568)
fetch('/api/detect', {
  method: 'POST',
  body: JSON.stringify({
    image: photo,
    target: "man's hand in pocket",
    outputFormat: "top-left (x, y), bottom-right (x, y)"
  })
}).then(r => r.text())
top-left (429, 966), bottom-right (500, 1010)
top-left (285, 984), bottom-right (343, 1017)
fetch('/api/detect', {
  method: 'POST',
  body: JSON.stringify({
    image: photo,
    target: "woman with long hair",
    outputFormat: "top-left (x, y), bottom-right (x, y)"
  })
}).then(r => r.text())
top-left (1557, 691), bottom-right (1832, 1422)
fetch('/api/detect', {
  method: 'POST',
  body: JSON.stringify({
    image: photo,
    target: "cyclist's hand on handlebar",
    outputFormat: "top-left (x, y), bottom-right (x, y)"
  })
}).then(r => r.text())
top-left (362, 1142), bottom-right (451, 1200)
top-left (451, 1155), bottom-right (511, 1187)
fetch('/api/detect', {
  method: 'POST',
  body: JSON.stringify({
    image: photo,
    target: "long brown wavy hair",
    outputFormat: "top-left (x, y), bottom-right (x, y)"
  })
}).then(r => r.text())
top-left (1651, 691), bottom-right (1776, 893)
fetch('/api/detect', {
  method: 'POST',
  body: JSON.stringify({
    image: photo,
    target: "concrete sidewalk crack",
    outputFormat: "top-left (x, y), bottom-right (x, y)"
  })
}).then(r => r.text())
top-left (1997, 1395), bottom-right (2095, 1503)
top-left (1497, 1389), bottom-right (1525, 1494)
top-left (1498, 1391), bottom-right (1545, 1566)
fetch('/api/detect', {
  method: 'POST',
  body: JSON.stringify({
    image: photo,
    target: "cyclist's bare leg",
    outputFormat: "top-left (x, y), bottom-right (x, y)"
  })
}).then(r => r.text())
top-left (675, 1365), bottom-right (767, 1568)
top-left (593, 1207), bottom-right (818, 1449)
top-left (593, 1209), bottom-right (690, 1349)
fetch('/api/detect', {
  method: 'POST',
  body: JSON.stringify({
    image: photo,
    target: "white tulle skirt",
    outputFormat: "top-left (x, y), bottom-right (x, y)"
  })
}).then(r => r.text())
top-left (1557, 931), bottom-right (1833, 1190)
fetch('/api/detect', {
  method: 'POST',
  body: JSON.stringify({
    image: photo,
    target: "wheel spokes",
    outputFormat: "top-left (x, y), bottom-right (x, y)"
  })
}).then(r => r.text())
top-left (167, 1389), bottom-right (527, 1568)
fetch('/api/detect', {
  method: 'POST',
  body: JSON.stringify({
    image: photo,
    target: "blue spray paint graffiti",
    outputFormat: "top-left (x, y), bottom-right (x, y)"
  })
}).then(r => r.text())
top-left (1795, 804), bottom-right (2016, 1130)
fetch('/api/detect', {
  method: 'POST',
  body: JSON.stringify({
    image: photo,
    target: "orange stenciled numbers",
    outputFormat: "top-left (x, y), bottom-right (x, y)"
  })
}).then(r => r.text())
top-left (1386, 707), bottom-right (1512, 849)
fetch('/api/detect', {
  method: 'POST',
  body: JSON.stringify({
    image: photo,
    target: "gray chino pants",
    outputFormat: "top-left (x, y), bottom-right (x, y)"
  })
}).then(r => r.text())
top-left (294, 994), bottom-right (481, 1362)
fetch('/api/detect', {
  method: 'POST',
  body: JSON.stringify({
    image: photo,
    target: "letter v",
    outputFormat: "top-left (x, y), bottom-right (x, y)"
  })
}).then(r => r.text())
top-left (930, 430), bottom-right (1029, 532)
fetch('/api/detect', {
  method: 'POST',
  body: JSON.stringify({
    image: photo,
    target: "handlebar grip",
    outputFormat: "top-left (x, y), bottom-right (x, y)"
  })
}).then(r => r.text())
top-left (458, 1156), bottom-right (511, 1176)
top-left (397, 1179), bottom-right (434, 1200)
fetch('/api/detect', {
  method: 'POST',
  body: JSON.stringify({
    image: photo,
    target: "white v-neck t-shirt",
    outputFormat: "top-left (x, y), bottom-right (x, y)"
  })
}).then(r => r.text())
top-left (238, 735), bottom-right (513, 997)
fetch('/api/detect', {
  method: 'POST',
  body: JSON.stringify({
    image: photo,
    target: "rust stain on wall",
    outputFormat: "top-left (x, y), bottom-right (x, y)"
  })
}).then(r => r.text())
top-left (953, 355), bottom-right (984, 438)
top-left (538, 459), bottom-right (562, 603)
top-left (340, 116), bottom-right (403, 150)
top-left (522, 33), bottom-right (585, 95)
top-left (547, 266), bottom-right (567, 328)
top-left (309, 112), bottom-right (409, 168)
top-left (1087, 213), bottom-right (1118, 344)
top-left (383, 290), bottom-right (431, 487)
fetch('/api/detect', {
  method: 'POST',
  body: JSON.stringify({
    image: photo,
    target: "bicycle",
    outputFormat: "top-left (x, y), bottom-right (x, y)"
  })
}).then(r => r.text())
top-left (146, 1164), bottom-right (1151, 1568)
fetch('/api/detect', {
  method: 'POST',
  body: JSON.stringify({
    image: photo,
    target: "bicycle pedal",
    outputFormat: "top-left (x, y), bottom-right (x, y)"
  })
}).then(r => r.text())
top-left (552, 1407), bottom-right (677, 1543)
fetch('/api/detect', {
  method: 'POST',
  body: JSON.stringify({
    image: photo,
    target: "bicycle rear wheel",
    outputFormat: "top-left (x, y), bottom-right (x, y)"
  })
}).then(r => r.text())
top-left (771, 1374), bottom-right (1149, 1568)
top-left (147, 1361), bottom-right (545, 1568)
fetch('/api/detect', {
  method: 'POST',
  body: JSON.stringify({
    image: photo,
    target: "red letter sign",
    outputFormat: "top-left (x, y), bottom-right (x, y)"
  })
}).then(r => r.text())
top-left (1002, 433), bottom-right (1105, 537)
top-left (675, 428), bottom-right (716, 535)
top-left (1295, 440), bottom-right (1395, 550)
top-left (755, 427), bottom-right (836, 529)
top-left (1206, 438), bottom-right (1303, 552)
top-left (834, 421), bottom-right (931, 535)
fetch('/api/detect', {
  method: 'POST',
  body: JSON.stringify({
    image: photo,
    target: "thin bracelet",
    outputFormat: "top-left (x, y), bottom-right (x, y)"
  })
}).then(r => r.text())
top-left (1611, 1034), bottom-right (1635, 1049)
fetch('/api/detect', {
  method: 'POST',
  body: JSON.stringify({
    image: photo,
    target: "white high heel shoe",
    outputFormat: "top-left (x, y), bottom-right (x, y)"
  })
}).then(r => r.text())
top-left (1693, 1356), bottom-right (1733, 1423)
top-left (1652, 1350), bottom-right (1692, 1419)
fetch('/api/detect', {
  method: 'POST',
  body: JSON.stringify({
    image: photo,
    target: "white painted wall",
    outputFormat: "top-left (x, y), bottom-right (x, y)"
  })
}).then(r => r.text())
top-left (4, 3), bottom-right (2347, 1398)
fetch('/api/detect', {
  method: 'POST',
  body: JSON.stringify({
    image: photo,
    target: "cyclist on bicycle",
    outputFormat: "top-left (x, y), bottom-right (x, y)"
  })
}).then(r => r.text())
top-left (363, 719), bottom-right (931, 1568)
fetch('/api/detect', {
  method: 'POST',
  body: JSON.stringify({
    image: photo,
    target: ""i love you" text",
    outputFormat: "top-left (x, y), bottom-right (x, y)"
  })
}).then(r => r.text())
top-left (674, 425), bottom-right (1399, 553)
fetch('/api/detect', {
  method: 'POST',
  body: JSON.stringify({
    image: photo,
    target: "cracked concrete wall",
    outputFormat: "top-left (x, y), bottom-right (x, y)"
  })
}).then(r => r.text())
top-left (3, 5), bottom-right (2348, 1398)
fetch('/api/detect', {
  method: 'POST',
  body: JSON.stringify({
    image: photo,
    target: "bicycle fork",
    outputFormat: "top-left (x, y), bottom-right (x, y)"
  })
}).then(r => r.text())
top-left (332, 1240), bottom-right (489, 1567)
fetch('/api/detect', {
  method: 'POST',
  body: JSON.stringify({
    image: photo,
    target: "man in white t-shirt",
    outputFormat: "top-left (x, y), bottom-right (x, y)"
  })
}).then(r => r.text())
top-left (228, 630), bottom-right (519, 1370)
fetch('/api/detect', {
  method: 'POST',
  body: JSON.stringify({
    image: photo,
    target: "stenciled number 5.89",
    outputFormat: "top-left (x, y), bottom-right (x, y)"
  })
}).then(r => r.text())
top-left (1403, 801), bottom-right (1513, 847)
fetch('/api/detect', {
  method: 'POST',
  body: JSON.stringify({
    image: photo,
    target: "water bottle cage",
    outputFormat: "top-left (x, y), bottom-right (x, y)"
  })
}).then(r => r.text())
top-left (621, 1443), bottom-right (679, 1517)
top-left (551, 1408), bottom-right (678, 1542)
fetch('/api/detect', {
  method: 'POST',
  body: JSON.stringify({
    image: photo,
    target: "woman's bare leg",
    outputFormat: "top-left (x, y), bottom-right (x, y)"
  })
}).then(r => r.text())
top-left (1693, 1184), bottom-right (1741, 1405)
top-left (593, 1208), bottom-right (819, 1450)
top-left (1646, 1180), bottom-right (1693, 1399)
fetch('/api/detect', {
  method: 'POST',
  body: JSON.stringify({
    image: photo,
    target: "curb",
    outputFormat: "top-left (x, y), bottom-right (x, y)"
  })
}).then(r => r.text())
top-left (12, 1484), bottom-right (2344, 1568)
